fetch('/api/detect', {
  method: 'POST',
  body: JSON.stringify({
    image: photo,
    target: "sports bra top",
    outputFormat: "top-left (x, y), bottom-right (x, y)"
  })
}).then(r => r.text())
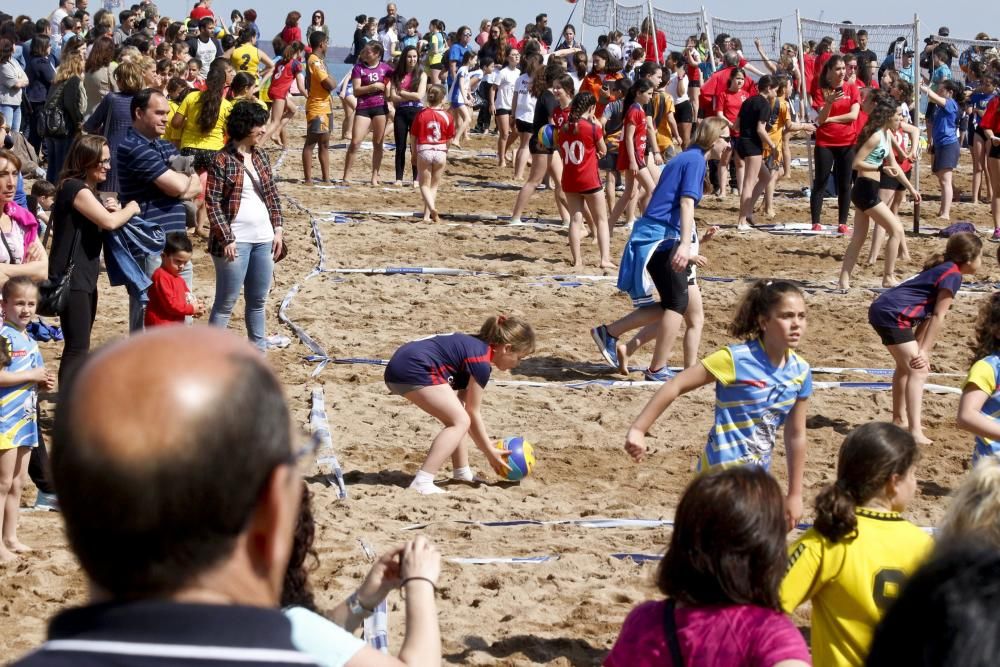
top-left (862, 130), bottom-right (891, 167)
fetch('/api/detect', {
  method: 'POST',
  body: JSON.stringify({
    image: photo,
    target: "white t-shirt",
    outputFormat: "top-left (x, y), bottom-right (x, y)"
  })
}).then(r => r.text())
top-left (494, 66), bottom-right (520, 110)
top-left (284, 607), bottom-right (365, 667)
top-left (231, 157), bottom-right (275, 243)
top-left (667, 73), bottom-right (689, 104)
top-left (513, 72), bottom-right (535, 122)
top-left (195, 39), bottom-right (217, 78)
top-left (49, 8), bottom-right (68, 36)
top-left (623, 39), bottom-right (641, 61)
top-left (608, 43), bottom-right (623, 62)
top-left (569, 71), bottom-right (583, 93)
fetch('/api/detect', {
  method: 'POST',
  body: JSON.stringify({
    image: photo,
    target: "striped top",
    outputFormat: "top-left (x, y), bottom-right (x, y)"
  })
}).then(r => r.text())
top-left (964, 354), bottom-right (1000, 462)
top-left (0, 323), bottom-right (42, 450)
top-left (698, 339), bottom-right (812, 472)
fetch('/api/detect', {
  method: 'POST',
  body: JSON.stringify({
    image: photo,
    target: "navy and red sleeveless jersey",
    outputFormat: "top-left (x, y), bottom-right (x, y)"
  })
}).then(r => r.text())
top-left (868, 261), bottom-right (963, 330)
top-left (385, 333), bottom-right (493, 390)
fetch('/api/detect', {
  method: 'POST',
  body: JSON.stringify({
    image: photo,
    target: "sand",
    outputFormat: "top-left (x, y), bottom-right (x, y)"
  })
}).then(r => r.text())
top-left (1, 107), bottom-right (996, 665)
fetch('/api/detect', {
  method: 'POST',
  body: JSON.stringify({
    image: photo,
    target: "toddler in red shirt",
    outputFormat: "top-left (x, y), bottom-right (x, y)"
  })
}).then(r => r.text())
top-left (145, 233), bottom-right (205, 328)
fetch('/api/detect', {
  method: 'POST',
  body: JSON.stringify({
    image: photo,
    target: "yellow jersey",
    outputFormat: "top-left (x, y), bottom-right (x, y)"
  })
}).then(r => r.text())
top-left (650, 91), bottom-right (676, 151)
top-left (305, 53), bottom-right (332, 119)
top-left (164, 99), bottom-right (182, 145)
top-left (177, 91), bottom-right (233, 151)
top-left (231, 43), bottom-right (261, 76)
top-left (780, 508), bottom-right (932, 667)
top-left (764, 97), bottom-right (789, 161)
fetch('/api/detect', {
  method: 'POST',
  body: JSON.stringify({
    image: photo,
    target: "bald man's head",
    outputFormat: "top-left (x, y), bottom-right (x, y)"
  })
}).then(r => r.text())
top-left (51, 327), bottom-right (294, 599)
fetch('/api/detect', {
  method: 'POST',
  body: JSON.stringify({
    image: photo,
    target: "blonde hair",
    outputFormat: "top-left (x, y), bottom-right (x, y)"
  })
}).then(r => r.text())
top-left (691, 116), bottom-right (729, 151)
top-left (114, 60), bottom-right (145, 94)
top-left (476, 315), bottom-right (536, 355)
top-left (937, 458), bottom-right (1000, 548)
top-left (54, 52), bottom-right (85, 83)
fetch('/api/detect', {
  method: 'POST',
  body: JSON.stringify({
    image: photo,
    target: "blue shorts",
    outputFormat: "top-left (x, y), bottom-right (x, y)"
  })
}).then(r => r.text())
top-left (932, 141), bottom-right (960, 172)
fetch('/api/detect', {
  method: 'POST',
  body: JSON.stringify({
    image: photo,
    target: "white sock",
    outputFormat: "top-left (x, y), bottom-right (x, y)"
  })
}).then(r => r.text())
top-left (453, 466), bottom-right (474, 481)
top-left (409, 471), bottom-right (445, 495)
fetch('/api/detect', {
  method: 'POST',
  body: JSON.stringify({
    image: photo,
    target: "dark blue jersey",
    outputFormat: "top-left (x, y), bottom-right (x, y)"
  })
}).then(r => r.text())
top-left (869, 262), bottom-right (963, 330)
top-left (385, 333), bottom-right (493, 390)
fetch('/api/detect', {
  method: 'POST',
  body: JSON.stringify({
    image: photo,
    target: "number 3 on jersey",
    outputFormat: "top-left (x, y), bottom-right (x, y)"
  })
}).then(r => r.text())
top-left (427, 120), bottom-right (441, 143)
top-left (560, 140), bottom-right (585, 165)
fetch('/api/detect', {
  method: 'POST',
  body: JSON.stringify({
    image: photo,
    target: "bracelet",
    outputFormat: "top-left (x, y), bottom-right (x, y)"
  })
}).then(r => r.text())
top-left (400, 577), bottom-right (438, 597)
top-left (347, 591), bottom-right (376, 619)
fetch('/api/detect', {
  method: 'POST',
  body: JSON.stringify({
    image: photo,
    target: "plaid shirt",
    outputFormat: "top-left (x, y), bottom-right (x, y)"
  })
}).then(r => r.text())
top-left (205, 143), bottom-right (282, 257)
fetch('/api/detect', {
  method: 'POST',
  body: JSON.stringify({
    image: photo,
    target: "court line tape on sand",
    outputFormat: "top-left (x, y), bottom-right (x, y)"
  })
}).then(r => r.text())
top-left (309, 387), bottom-right (348, 499)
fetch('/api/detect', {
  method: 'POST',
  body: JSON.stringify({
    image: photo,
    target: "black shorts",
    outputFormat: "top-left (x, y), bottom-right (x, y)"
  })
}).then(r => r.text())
top-left (991, 143), bottom-right (1000, 159)
top-left (515, 119), bottom-right (533, 133)
top-left (429, 61), bottom-right (444, 70)
top-left (356, 104), bottom-right (388, 118)
top-left (932, 141), bottom-right (960, 172)
top-left (851, 175), bottom-right (882, 210)
top-left (598, 150), bottom-right (618, 171)
top-left (647, 242), bottom-right (691, 314)
top-left (975, 127), bottom-right (988, 141)
top-left (688, 80), bottom-right (701, 89)
top-left (181, 147), bottom-right (216, 172)
top-left (735, 136), bottom-right (763, 158)
top-left (496, 108), bottom-right (511, 116)
top-left (529, 136), bottom-right (553, 156)
top-left (675, 100), bottom-right (693, 124)
top-left (879, 168), bottom-right (906, 191)
top-left (872, 324), bottom-right (916, 346)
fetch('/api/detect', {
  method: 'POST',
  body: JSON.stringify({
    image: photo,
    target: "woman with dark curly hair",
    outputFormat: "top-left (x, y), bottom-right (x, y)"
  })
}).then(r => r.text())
top-left (280, 483), bottom-right (443, 665)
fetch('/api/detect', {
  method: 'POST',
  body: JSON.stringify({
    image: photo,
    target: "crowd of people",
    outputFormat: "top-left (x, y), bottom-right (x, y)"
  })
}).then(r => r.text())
top-left (1, 1), bottom-right (1000, 665)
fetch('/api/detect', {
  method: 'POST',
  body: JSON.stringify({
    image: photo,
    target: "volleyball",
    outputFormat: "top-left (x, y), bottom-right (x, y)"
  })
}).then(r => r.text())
top-left (536, 124), bottom-right (556, 150)
top-left (497, 436), bottom-right (536, 481)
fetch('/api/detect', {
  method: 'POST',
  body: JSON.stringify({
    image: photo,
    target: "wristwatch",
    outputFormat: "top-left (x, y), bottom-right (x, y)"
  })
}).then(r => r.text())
top-left (347, 591), bottom-right (376, 619)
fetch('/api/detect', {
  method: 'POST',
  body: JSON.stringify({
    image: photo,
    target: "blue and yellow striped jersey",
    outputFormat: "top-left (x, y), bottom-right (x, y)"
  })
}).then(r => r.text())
top-left (697, 339), bottom-right (812, 472)
top-left (964, 354), bottom-right (1000, 462)
top-left (0, 324), bottom-right (42, 450)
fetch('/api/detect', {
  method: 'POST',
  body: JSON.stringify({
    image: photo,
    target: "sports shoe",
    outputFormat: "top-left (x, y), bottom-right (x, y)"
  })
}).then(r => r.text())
top-left (643, 367), bottom-right (675, 382)
top-left (33, 491), bottom-right (59, 512)
top-left (992, 229), bottom-right (1000, 242)
top-left (838, 224), bottom-right (850, 235)
top-left (811, 223), bottom-right (823, 231)
top-left (737, 221), bottom-right (752, 232)
top-left (591, 325), bottom-right (619, 368)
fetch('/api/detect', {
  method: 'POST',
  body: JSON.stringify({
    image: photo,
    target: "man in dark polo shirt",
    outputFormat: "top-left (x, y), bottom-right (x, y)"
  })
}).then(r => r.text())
top-left (14, 327), bottom-right (316, 666)
top-left (118, 88), bottom-right (200, 331)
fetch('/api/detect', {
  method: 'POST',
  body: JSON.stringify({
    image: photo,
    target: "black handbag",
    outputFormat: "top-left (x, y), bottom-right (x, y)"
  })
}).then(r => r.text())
top-left (37, 226), bottom-right (80, 318)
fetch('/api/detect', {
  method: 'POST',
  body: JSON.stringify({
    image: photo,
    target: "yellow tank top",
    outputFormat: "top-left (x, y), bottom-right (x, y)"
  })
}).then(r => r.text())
top-left (231, 43), bottom-right (260, 76)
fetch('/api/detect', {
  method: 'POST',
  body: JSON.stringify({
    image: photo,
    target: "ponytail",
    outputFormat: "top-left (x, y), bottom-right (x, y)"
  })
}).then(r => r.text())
top-left (475, 315), bottom-right (536, 355)
top-left (197, 59), bottom-right (231, 133)
top-left (567, 92), bottom-right (596, 132)
top-left (622, 78), bottom-right (654, 110)
top-left (814, 422), bottom-right (918, 542)
top-left (728, 280), bottom-right (804, 340)
top-left (922, 231), bottom-right (982, 271)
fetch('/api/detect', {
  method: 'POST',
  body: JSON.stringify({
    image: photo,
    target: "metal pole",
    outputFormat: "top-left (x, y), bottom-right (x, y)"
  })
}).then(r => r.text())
top-left (647, 0), bottom-right (659, 63)
top-left (913, 12), bottom-right (921, 232)
top-left (796, 9), bottom-right (815, 192)
top-left (702, 6), bottom-right (716, 70)
top-left (579, 0), bottom-right (586, 49)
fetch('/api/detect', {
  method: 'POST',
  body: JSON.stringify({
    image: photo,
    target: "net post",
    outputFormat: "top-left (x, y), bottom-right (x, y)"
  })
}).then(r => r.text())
top-left (647, 0), bottom-right (659, 62)
top-left (703, 6), bottom-right (716, 70)
top-left (579, 0), bottom-right (587, 48)
top-left (795, 9), bottom-right (814, 189)
top-left (912, 12), bottom-right (921, 233)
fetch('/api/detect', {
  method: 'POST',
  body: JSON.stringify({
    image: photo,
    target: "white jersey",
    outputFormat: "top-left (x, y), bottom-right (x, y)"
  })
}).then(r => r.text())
top-left (513, 72), bottom-right (536, 122)
top-left (667, 72), bottom-right (689, 104)
top-left (494, 66), bottom-right (520, 110)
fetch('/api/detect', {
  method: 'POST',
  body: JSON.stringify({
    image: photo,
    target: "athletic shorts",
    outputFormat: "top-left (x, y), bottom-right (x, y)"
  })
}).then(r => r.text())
top-left (385, 381), bottom-right (425, 395)
top-left (879, 167), bottom-right (908, 191)
top-left (496, 108), bottom-right (511, 116)
top-left (646, 242), bottom-right (691, 314)
top-left (416, 144), bottom-right (448, 165)
top-left (932, 141), bottom-right (959, 172)
top-left (675, 100), bottom-right (693, 124)
top-left (356, 104), bottom-right (388, 118)
top-left (735, 136), bottom-right (763, 159)
top-left (598, 150), bottom-right (618, 171)
top-left (307, 115), bottom-right (330, 135)
top-left (872, 324), bottom-right (916, 346)
top-left (989, 142), bottom-right (1000, 159)
top-left (851, 175), bottom-right (882, 210)
top-left (569, 185), bottom-right (603, 195)
top-left (428, 61), bottom-right (444, 71)
top-left (529, 136), bottom-right (554, 156)
top-left (975, 127), bottom-right (988, 141)
top-left (515, 119), bottom-right (533, 133)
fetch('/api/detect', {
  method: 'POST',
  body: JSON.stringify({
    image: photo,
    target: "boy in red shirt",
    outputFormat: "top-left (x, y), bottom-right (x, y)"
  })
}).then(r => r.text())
top-left (145, 233), bottom-right (205, 327)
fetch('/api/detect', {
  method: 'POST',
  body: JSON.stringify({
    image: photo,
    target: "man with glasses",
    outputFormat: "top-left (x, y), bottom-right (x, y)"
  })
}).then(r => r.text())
top-left (448, 26), bottom-right (472, 88)
top-left (535, 13), bottom-right (552, 48)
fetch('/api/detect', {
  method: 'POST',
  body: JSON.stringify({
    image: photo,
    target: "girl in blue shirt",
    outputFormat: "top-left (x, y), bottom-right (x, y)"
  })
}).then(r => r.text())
top-left (958, 291), bottom-right (1000, 462)
top-left (384, 315), bottom-right (535, 495)
top-left (921, 80), bottom-right (965, 220)
top-left (624, 279), bottom-right (812, 530)
top-left (968, 72), bottom-right (997, 205)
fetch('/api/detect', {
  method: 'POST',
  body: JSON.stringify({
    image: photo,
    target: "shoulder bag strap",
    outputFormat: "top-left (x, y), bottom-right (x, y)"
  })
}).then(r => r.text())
top-left (661, 599), bottom-right (684, 667)
top-left (0, 223), bottom-right (18, 264)
top-left (234, 152), bottom-right (267, 199)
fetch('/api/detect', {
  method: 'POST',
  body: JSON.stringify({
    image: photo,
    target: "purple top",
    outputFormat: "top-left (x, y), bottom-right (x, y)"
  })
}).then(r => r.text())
top-left (868, 261), bottom-right (963, 330)
top-left (605, 600), bottom-right (811, 667)
top-left (352, 61), bottom-right (393, 109)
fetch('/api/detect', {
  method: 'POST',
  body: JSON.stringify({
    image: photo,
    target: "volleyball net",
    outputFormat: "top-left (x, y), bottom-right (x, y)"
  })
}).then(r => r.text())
top-left (939, 36), bottom-right (1000, 83)
top-left (710, 16), bottom-right (783, 76)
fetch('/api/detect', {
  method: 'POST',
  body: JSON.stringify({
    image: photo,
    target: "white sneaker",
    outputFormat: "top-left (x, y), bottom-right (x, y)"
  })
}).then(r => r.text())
top-left (409, 481), bottom-right (447, 495)
top-left (737, 221), bottom-right (752, 232)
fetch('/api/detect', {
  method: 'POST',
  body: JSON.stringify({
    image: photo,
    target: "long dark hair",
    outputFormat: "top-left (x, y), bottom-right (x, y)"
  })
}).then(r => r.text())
top-left (972, 293), bottom-right (1000, 362)
top-left (530, 61), bottom-right (565, 99)
top-left (923, 232), bottom-right (982, 271)
top-left (658, 466), bottom-right (787, 610)
top-left (197, 58), bottom-right (231, 133)
top-left (855, 95), bottom-right (896, 151)
top-left (85, 35), bottom-right (114, 72)
top-left (814, 422), bottom-right (918, 542)
top-left (280, 483), bottom-right (318, 610)
top-left (390, 45), bottom-right (420, 92)
top-left (622, 78), bottom-right (654, 110)
top-left (820, 54), bottom-right (846, 90)
top-left (566, 92), bottom-right (596, 132)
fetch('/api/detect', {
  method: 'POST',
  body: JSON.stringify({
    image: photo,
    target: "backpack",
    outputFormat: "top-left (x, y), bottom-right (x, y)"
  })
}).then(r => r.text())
top-left (38, 80), bottom-right (69, 139)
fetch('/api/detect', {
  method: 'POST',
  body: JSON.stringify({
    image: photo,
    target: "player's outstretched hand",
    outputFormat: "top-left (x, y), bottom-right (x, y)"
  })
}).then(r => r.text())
top-left (625, 427), bottom-right (646, 462)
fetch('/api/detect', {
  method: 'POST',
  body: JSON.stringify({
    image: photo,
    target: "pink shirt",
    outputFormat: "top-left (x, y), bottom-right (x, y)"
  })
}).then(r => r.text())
top-left (605, 601), bottom-right (811, 667)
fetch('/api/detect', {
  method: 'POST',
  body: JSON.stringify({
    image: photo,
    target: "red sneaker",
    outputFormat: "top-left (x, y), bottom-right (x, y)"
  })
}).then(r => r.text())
top-left (811, 223), bottom-right (823, 231)
top-left (838, 224), bottom-right (850, 235)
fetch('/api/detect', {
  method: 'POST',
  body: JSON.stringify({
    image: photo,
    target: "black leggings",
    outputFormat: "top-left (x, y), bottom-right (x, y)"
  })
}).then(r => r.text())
top-left (58, 289), bottom-right (97, 392)
top-left (393, 105), bottom-right (420, 182)
top-left (28, 404), bottom-right (53, 495)
top-left (811, 145), bottom-right (855, 226)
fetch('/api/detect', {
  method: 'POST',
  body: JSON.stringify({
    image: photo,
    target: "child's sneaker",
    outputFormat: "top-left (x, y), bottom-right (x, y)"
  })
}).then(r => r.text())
top-left (591, 325), bottom-right (619, 368)
top-left (643, 367), bottom-right (675, 382)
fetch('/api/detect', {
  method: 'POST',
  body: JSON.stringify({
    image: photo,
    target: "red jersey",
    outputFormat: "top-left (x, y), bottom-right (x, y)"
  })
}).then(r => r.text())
top-left (715, 87), bottom-right (750, 136)
top-left (411, 108), bottom-right (455, 145)
top-left (558, 118), bottom-right (603, 193)
top-left (699, 67), bottom-right (757, 115)
top-left (814, 81), bottom-right (861, 147)
top-left (551, 106), bottom-right (570, 130)
top-left (268, 58), bottom-right (302, 100)
top-left (981, 96), bottom-right (1000, 134)
top-left (638, 31), bottom-right (667, 62)
top-left (145, 267), bottom-right (194, 327)
top-left (617, 103), bottom-right (648, 170)
top-left (803, 53), bottom-right (816, 93)
top-left (685, 63), bottom-right (701, 84)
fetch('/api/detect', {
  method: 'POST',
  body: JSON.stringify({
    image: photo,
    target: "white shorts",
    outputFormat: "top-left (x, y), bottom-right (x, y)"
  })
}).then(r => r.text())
top-left (416, 144), bottom-right (448, 165)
